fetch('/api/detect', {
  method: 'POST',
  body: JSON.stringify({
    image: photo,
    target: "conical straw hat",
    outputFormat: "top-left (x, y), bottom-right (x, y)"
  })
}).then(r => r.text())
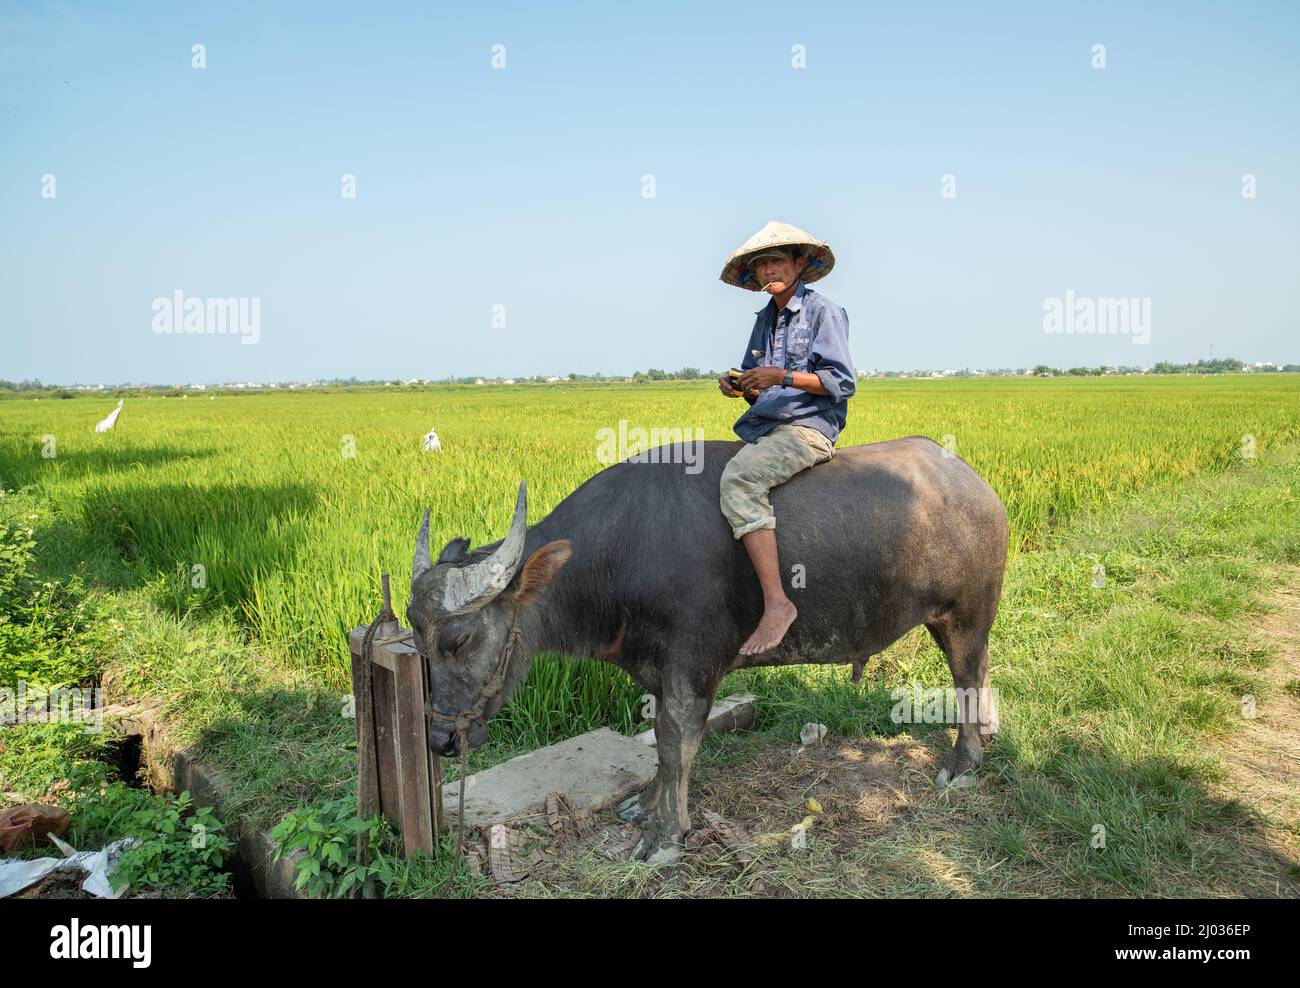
top-left (719, 220), bottom-right (835, 291)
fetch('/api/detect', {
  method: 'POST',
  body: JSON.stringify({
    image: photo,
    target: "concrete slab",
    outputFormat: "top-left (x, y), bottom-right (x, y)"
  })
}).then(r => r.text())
top-left (443, 727), bottom-right (656, 830)
top-left (445, 693), bottom-right (758, 831)
top-left (635, 692), bottom-right (757, 746)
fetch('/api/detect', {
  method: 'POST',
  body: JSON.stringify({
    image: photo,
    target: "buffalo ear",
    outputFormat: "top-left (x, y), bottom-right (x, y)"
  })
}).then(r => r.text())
top-left (511, 540), bottom-right (572, 607)
top-left (438, 537), bottom-right (471, 564)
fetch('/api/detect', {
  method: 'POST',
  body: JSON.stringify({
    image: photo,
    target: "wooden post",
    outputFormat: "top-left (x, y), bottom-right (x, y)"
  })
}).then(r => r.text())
top-left (350, 625), bottom-right (444, 858)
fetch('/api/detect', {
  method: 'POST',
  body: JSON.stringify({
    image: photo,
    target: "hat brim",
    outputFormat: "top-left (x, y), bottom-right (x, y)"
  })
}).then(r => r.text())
top-left (719, 223), bottom-right (836, 291)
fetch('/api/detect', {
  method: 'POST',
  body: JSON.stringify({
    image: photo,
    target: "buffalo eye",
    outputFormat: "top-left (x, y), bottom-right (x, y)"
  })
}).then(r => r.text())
top-left (439, 628), bottom-right (472, 656)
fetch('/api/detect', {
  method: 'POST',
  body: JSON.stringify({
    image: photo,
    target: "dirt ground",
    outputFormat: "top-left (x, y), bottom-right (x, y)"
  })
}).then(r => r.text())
top-left (1214, 566), bottom-right (1300, 870)
top-left (11, 868), bottom-right (96, 899)
top-left (494, 731), bottom-right (963, 897)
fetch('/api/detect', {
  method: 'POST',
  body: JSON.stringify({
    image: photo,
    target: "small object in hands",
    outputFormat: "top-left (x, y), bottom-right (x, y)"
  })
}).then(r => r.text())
top-left (728, 368), bottom-right (755, 398)
top-left (761, 280), bottom-right (787, 295)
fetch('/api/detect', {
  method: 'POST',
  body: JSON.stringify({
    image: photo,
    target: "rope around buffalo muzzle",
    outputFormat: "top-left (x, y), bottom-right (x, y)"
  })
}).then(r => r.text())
top-left (436, 727), bottom-right (469, 901)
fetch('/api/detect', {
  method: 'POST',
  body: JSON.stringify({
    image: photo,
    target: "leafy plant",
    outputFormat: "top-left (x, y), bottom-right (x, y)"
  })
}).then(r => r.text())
top-left (0, 522), bottom-right (37, 607)
top-left (270, 795), bottom-right (395, 898)
top-left (71, 781), bottom-right (232, 897)
top-left (0, 519), bottom-right (113, 688)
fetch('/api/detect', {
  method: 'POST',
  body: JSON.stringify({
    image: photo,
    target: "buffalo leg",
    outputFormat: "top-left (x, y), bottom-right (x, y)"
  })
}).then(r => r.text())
top-left (631, 680), bottom-right (713, 865)
top-left (925, 612), bottom-right (994, 787)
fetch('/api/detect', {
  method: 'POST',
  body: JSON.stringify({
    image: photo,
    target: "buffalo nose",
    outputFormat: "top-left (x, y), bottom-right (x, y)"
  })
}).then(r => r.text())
top-left (429, 730), bottom-right (458, 758)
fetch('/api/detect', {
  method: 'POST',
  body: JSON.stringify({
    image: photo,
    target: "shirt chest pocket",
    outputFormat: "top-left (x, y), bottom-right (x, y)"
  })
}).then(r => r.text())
top-left (786, 323), bottom-right (814, 369)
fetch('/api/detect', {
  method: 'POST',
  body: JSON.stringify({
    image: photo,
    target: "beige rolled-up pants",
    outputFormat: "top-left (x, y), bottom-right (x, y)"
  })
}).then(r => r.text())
top-left (719, 424), bottom-right (836, 539)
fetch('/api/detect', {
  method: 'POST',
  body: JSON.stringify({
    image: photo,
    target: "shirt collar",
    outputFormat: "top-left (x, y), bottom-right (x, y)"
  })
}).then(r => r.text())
top-left (754, 279), bottom-right (809, 317)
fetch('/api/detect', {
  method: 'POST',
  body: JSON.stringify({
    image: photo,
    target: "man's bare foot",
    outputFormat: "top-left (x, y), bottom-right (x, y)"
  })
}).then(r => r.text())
top-left (739, 598), bottom-right (797, 655)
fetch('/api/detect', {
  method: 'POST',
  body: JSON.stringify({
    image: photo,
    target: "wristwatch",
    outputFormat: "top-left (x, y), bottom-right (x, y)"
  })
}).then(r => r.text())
top-left (783, 370), bottom-right (794, 388)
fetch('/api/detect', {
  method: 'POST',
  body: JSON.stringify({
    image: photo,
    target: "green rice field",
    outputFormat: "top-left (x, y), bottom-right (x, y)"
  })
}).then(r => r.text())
top-left (1, 375), bottom-right (1297, 747)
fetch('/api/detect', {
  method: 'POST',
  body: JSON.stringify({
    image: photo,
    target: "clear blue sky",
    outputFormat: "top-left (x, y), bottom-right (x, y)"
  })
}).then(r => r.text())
top-left (2, 0), bottom-right (1297, 384)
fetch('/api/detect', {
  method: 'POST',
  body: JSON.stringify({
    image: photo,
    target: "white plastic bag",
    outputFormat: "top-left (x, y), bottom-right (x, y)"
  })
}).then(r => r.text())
top-left (0, 835), bottom-right (139, 898)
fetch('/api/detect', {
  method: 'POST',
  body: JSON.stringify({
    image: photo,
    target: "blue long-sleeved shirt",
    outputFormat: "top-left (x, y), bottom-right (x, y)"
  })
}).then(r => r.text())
top-left (732, 281), bottom-right (856, 444)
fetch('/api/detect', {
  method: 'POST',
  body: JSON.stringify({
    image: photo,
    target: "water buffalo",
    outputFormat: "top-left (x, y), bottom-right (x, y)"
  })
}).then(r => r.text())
top-left (407, 435), bottom-right (1008, 864)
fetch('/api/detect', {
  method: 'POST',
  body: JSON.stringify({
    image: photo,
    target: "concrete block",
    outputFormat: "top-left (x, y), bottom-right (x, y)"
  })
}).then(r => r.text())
top-left (635, 692), bottom-right (757, 746)
top-left (442, 727), bottom-right (657, 830)
top-left (168, 743), bottom-right (308, 898)
top-left (238, 829), bottom-right (306, 900)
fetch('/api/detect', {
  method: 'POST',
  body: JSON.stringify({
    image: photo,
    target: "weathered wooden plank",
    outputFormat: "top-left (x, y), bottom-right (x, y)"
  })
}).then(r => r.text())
top-left (350, 630), bottom-right (380, 825)
top-left (393, 648), bottom-right (434, 857)
top-left (370, 665), bottom-right (402, 826)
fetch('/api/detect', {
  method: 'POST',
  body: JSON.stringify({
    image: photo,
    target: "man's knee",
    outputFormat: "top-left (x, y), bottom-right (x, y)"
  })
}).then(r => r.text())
top-left (719, 468), bottom-right (767, 513)
top-left (721, 440), bottom-right (765, 485)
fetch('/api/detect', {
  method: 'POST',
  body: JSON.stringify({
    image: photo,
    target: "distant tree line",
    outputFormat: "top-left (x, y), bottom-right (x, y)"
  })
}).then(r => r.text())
top-left (0, 379), bottom-right (77, 398)
top-left (628, 368), bottom-right (720, 382)
top-left (1026, 358), bottom-right (1297, 377)
top-left (5, 357), bottom-right (1297, 396)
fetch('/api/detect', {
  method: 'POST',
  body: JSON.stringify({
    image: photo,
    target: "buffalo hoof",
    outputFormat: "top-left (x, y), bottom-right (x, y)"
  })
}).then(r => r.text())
top-left (631, 825), bottom-right (685, 867)
top-left (646, 844), bottom-right (683, 867)
top-left (934, 767), bottom-right (978, 788)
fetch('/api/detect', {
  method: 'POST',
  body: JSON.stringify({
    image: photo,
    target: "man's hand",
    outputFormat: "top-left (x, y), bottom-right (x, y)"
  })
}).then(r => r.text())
top-left (738, 366), bottom-right (786, 393)
top-left (737, 366), bottom-right (829, 397)
top-left (718, 373), bottom-right (744, 398)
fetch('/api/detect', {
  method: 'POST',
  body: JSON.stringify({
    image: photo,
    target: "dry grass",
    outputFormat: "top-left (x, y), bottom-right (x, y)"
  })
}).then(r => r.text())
top-left (506, 731), bottom-right (1029, 898)
top-left (1212, 566), bottom-right (1300, 880)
